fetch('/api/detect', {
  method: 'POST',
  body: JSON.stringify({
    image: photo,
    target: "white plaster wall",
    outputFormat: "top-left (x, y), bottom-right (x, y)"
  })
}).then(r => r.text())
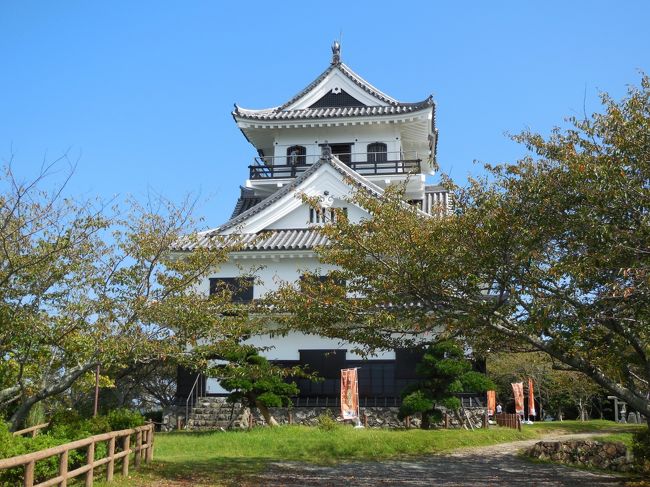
top-left (270, 125), bottom-right (401, 161)
top-left (265, 199), bottom-right (369, 230)
top-left (207, 255), bottom-right (332, 297)
top-left (203, 255), bottom-right (396, 394)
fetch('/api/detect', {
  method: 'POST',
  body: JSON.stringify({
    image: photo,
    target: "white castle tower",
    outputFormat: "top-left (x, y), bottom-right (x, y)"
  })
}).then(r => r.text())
top-left (176, 43), bottom-right (449, 407)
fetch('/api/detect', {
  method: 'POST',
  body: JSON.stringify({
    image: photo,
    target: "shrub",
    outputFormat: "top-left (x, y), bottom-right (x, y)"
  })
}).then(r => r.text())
top-left (0, 421), bottom-right (27, 486)
top-left (106, 408), bottom-right (145, 431)
top-left (316, 410), bottom-right (339, 432)
top-left (632, 428), bottom-right (650, 474)
top-left (0, 409), bottom-right (143, 485)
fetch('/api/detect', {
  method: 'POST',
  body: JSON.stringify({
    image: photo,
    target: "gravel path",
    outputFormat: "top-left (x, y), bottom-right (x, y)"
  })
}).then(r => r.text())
top-left (246, 433), bottom-right (625, 486)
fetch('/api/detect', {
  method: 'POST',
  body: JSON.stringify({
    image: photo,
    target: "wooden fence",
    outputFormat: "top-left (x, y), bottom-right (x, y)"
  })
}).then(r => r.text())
top-left (495, 413), bottom-right (521, 431)
top-left (0, 422), bottom-right (154, 487)
top-left (12, 424), bottom-right (50, 439)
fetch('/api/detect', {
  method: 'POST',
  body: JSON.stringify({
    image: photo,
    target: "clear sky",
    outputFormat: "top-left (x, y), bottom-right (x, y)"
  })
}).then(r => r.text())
top-left (1, 1), bottom-right (648, 227)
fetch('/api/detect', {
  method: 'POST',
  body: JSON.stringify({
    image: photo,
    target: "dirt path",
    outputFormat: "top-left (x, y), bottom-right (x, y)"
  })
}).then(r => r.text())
top-left (245, 433), bottom-right (626, 486)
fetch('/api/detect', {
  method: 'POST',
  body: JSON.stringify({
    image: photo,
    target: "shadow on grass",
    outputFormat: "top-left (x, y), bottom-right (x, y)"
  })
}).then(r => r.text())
top-left (137, 457), bottom-right (267, 485)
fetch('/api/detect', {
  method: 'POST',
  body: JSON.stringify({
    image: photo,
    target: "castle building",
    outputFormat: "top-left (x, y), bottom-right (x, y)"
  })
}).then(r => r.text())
top-left (176, 43), bottom-right (449, 407)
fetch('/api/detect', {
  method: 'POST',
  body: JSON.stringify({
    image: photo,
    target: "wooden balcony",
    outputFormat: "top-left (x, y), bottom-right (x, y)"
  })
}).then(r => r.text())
top-left (249, 152), bottom-right (422, 180)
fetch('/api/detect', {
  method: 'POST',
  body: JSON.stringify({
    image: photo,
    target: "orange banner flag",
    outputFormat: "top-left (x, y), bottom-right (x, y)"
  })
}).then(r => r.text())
top-left (511, 382), bottom-right (524, 415)
top-left (341, 368), bottom-right (359, 420)
top-left (528, 378), bottom-right (536, 417)
top-left (487, 390), bottom-right (496, 415)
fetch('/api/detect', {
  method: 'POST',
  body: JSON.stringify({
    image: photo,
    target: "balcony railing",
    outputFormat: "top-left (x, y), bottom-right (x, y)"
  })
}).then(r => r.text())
top-left (249, 151), bottom-right (422, 180)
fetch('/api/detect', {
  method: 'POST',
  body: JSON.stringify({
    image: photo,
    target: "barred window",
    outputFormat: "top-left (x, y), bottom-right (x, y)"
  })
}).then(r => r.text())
top-left (367, 142), bottom-right (388, 163)
top-left (286, 145), bottom-right (307, 166)
top-left (310, 207), bottom-right (347, 224)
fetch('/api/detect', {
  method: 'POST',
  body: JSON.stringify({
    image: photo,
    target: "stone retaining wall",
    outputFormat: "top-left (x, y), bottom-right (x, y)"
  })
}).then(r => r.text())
top-left (527, 440), bottom-right (633, 472)
top-left (164, 397), bottom-right (489, 430)
top-left (226, 403), bottom-right (486, 429)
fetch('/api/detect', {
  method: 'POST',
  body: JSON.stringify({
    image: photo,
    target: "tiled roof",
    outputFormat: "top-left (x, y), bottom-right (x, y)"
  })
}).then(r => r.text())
top-left (212, 155), bottom-right (384, 234)
top-left (233, 61), bottom-right (434, 122)
top-left (171, 155), bottom-right (386, 251)
top-left (233, 229), bottom-right (329, 251)
top-left (174, 228), bottom-right (328, 252)
top-left (230, 186), bottom-right (263, 219)
top-left (234, 99), bottom-right (433, 122)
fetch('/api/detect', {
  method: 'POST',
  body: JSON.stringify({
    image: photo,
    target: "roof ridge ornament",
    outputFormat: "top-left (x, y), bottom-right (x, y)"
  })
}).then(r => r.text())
top-left (331, 41), bottom-right (341, 65)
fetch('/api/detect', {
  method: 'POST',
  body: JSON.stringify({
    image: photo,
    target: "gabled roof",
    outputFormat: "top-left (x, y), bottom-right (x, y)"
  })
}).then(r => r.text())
top-left (233, 47), bottom-right (434, 122)
top-left (172, 155), bottom-right (386, 252)
top-left (215, 155), bottom-right (385, 233)
top-left (275, 62), bottom-right (400, 110)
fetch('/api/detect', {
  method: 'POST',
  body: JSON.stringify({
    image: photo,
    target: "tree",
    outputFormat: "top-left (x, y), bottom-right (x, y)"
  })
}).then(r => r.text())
top-left (0, 158), bottom-right (262, 429)
top-left (273, 75), bottom-right (650, 426)
top-left (215, 345), bottom-right (301, 426)
top-left (399, 340), bottom-right (494, 429)
top-left (488, 352), bottom-right (605, 420)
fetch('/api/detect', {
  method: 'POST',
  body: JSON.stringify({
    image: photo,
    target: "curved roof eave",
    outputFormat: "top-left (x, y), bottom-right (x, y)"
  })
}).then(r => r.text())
top-left (232, 62), bottom-right (432, 117)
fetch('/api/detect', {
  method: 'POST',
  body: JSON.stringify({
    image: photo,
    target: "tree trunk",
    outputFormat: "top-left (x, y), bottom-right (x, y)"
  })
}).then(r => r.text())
top-left (421, 411), bottom-right (431, 430)
top-left (254, 400), bottom-right (278, 427)
top-left (9, 362), bottom-right (97, 430)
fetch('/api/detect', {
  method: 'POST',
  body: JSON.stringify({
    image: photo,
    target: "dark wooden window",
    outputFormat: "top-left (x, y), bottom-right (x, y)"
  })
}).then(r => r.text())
top-left (286, 145), bottom-right (307, 166)
top-left (367, 142), bottom-right (388, 163)
top-left (328, 143), bottom-right (352, 164)
top-left (209, 277), bottom-right (254, 303)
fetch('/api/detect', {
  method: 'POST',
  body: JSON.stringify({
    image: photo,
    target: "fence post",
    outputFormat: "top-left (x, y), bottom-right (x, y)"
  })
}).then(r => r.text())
top-left (517, 416), bottom-right (522, 432)
top-left (85, 441), bottom-right (94, 487)
top-left (134, 431), bottom-right (142, 468)
top-left (145, 424), bottom-right (154, 463)
top-left (106, 437), bottom-right (115, 481)
top-left (482, 412), bottom-right (488, 429)
top-left (444, 413), bottom-right (449, 429)
top-left (59, 449), bottom-right (68, 487)
top-left (24, 460), bottom-right (35, 487)
top-left (122, 435), bottom-right (130, 477)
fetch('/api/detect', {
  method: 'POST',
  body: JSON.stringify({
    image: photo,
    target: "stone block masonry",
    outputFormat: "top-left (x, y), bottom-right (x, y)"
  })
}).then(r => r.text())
top-left (527, 440), bottom-right (633, 472)
top-left (166, 397), bottom-right (489, 430)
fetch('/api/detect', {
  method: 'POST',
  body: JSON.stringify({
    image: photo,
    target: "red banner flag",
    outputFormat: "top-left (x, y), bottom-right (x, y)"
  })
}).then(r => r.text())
top-left (528, 378), bottom-right (536, 417)
top-left (511, 382), bottom-right (524, 415)
top-left (487, 390), bottom-right (496, 416)
top-left (341, 368), bottom-right (359, 420)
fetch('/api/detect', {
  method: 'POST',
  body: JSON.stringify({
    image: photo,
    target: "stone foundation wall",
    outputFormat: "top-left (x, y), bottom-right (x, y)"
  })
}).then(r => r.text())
top-left (258, 406), bottom-right (487, 429)
top-left (527, 440), bottom-right (633, 472)
top-left (165, 397), bottom-right (489, 431)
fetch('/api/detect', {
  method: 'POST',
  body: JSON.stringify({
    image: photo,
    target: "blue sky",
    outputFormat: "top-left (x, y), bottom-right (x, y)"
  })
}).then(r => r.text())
top-left (1, 1), bottom-right (648, 227)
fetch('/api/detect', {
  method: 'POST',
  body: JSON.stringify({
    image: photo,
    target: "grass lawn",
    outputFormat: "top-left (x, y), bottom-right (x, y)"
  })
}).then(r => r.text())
top-left (94, 420), bottom-right (644, 486)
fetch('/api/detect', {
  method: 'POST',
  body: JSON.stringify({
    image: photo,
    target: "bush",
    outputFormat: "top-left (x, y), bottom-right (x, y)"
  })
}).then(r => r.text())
top-left (316, 410), bottom-right (339, 432)
top-left (0, 421), bottom-right (27, 486)
top-left (632, 428), bottom-right (650, 474)
top-left (106, 408), bottom-right (145, 431)
top-left (0, 409), bottom-right (144, 485)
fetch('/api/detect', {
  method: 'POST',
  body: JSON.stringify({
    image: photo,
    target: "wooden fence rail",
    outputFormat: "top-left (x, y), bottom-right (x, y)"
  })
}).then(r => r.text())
top-left (12, 424), bottom-right (50, 438)
top-left (495, 413), bottom-right (521, 431)
top-left (0, 422), bottom-right (154, 487)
